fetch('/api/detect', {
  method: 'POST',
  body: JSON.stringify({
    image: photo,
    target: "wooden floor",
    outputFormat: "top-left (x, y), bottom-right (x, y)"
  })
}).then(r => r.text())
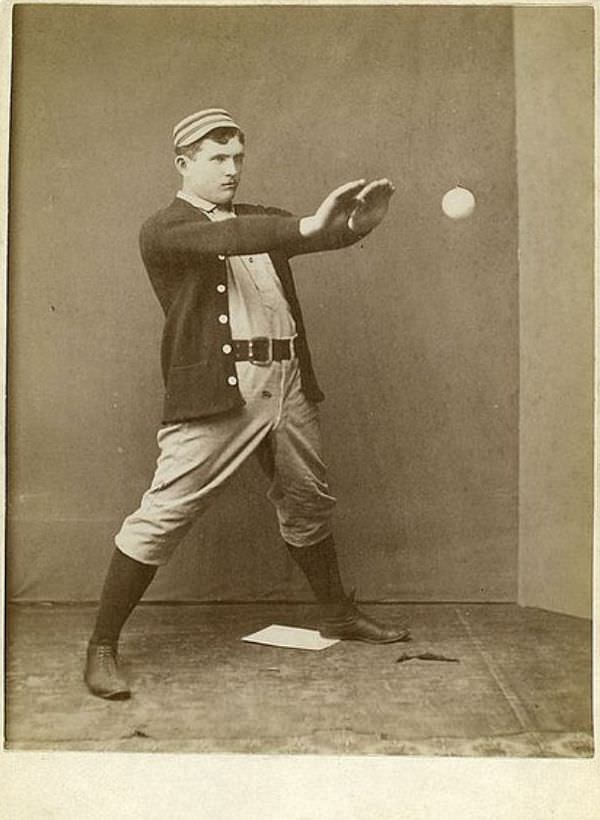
top-left (5, 602), bottom-right (593, 756)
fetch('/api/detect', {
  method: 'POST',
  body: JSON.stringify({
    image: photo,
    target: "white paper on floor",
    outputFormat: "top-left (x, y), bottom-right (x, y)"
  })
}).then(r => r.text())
top-left (242, 624), bottom-right (340, 651)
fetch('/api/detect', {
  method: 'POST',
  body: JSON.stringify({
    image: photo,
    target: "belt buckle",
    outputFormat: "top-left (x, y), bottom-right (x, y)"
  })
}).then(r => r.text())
top-left (249, 336), bottom-right (272, 366)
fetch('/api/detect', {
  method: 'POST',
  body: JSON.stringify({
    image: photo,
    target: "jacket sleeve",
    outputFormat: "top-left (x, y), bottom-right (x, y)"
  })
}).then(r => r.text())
top-left (140, 209), bottom-right (305, 260)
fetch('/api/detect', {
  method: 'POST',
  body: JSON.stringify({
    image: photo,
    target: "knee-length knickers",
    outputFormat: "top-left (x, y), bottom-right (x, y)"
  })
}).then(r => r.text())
top-left (115, 359), bottom-right (336, 565)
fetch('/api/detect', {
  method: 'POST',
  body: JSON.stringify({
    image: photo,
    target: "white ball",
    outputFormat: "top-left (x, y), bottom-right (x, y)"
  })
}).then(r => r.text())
top-left (442, 186), bottom-right (476, 219)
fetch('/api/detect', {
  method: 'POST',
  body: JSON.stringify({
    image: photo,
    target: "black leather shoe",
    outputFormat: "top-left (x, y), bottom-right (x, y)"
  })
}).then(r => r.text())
top-left (319, 594), bottom-right (410, 644)
top-left (84, 643), bottom-right (131, 700)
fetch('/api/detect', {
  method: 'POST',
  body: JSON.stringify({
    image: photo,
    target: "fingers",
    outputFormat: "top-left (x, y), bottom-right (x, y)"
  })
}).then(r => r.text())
top-left (346, 177), bottom-right (395, 235)
top-left (310, 177), bottom-right (394, 236)
top-left (324, 178), bottom-right (394, 207)
top-left (355, 178), bottom-right (396, 202)
top-left (325, 179), bottom-right (367, 204)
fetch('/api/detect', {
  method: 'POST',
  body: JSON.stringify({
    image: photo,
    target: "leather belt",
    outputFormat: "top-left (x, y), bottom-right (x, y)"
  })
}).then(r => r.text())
top-left (232, 336), bottom-right (296, 365)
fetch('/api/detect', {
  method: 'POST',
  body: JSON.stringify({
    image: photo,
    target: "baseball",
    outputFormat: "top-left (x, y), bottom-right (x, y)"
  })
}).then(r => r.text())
top-left (442, 186), bottom-right (476, 219)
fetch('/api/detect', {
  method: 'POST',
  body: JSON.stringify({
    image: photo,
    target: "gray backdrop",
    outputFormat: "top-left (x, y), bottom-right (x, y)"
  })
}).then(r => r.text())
top-left (9, 5), bottom-right (520, 602)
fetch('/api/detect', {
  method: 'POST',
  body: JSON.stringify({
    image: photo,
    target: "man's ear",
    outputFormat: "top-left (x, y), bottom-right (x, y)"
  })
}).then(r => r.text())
top-left (174, 155), bottom-right (187, 174)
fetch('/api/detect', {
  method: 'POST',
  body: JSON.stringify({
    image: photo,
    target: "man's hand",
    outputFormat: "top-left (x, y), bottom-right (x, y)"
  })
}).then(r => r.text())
top-left (348, 178), bottom-right (395, 236)
top-left (299, 179), bottom-right (366, 238)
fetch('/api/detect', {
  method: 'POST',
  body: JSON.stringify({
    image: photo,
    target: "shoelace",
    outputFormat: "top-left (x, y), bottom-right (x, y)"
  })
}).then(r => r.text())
top-left (95, 645), bottom-right (118, 671)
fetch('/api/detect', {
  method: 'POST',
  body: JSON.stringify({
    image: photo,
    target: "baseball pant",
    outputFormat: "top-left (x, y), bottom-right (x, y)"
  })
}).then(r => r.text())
top-left (115, 359), bottom-right (336, 565)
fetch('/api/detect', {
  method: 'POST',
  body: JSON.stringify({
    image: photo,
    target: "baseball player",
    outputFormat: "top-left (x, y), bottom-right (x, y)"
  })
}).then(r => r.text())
top-left (85, 108), bottom-right (409, 700)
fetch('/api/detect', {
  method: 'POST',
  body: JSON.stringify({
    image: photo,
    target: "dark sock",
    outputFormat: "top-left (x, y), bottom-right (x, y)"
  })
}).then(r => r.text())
top-left (90, 548), bottom-right (158, 646)
top-left (284, 534), bottom-right (346, 604)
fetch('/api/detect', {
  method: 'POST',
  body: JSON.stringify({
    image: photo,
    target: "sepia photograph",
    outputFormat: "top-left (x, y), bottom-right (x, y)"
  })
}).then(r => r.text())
top-left (1, 0), bottom-right (597, 815)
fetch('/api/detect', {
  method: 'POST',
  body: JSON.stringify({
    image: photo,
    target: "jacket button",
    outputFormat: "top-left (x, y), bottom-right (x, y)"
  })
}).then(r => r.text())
top-left (216, 283), bottom-right (226, 293)
top-left (227, 375), bottom-right (238, 386)
top-left (218, 314), bottom-right (228, 324)
top-left (218, 254), bottom-right (226, 261)
top-left (222, 343), bottom-right (232, 354)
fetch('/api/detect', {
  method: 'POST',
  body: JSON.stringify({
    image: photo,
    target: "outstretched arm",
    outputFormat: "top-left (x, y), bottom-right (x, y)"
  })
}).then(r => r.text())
top-left (141, 178), bottom-right (396, 266)
top-left (143, 180), bottom-right (369, 261)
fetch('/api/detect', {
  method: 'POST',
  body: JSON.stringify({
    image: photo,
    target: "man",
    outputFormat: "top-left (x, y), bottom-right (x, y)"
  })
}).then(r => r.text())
top-left (85, 108), bottom-right (409, 700)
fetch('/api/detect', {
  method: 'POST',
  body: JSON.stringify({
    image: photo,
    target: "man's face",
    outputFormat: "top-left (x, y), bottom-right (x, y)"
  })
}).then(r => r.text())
top-left (177, 135), bottom-right (245, 205)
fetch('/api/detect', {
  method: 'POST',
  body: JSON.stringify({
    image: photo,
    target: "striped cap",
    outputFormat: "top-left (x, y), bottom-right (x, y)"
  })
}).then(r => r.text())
top-left (172, 108), bottom-right (241, 148)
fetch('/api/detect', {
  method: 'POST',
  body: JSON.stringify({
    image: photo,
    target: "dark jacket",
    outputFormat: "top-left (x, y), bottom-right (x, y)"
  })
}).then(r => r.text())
top-left (139, 197), bottom-right (362, 422)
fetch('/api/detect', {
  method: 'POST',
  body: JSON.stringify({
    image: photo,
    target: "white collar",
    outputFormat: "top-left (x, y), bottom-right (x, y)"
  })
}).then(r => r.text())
top-left (177, 190), bottom-right (232, 213)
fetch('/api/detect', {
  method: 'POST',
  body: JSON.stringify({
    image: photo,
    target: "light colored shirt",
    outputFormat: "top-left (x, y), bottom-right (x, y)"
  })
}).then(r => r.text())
top-left (177, 190), bottom-right (297, 341)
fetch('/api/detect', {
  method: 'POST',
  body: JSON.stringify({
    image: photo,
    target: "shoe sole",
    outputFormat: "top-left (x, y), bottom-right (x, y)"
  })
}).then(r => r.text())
top-left (103, 689), bottom-right (131, 700)
top-left (84, 677), bottom-right (131, 700)
top-left (87, 686), bottom-right (131, 700)
top-left (322, 631), bottom-right (411, 644)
